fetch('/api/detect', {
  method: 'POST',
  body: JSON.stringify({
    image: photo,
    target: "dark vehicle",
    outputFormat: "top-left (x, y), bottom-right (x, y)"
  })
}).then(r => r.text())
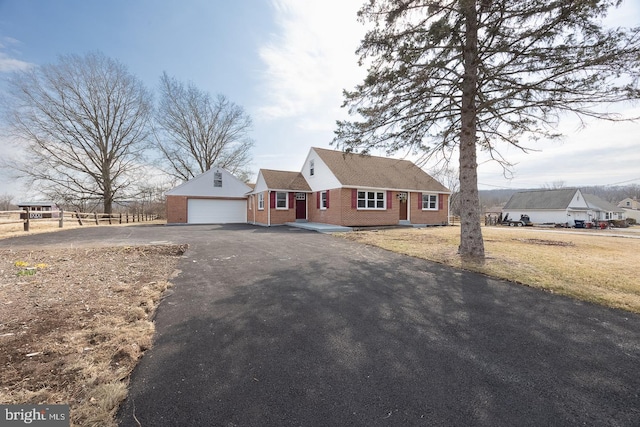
top-left (574, 220), bottom-right (586, 228)
top-left (500, 213), bottom-right (533, 227)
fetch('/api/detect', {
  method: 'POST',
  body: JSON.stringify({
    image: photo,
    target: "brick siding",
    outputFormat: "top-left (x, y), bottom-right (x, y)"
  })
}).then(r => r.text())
top-left (308, 189), bottom-right (449, 226)
top-left (248, 191), bottom-right (296, 226)
top-left (166, 195), bottom-right (188, 223)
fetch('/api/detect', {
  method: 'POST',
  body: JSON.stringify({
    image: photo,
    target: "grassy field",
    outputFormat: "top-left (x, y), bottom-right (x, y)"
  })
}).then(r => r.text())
top-left (341, 225), bottom-right (640, 314)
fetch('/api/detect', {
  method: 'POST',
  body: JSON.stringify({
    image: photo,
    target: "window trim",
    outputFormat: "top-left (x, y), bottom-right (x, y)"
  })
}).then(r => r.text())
top-left (320, 191), bottom-right (328, 210)
top-left (357, 189), bottom-right (386, 210)
top-left (258, 193), bottom-right (264, 210)
top-left (275, 191), bottom-right (288, 210)
top-left (422, 193), bottom-right (438, 210)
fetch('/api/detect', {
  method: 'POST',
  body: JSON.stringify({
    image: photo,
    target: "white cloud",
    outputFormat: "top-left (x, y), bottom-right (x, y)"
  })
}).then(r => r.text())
top-left (0, 37), bottom-right (33, 72)
top-left (256, 0), bottom-right (365, 126)
top-left (477, 110), bottom-right (640, 189)
top-left (0, 53), bottom-right (32, 72)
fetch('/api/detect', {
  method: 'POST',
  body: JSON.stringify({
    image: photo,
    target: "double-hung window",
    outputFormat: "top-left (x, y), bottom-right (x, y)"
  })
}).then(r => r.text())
top-left (258, 193), bottom-right (264, 210)
top-left (357, 190), bottom-right (385, 210)
top-left (276, 191), bottom-right (288, 209)
top-left (320, 191), bottom-right (328, 209)
top-left (422, 193), bottom-right (438, 210)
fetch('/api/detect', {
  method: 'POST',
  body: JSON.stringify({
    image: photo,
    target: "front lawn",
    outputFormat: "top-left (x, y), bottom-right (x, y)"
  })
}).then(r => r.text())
top-left (340, 226), bottom-right (640, 313)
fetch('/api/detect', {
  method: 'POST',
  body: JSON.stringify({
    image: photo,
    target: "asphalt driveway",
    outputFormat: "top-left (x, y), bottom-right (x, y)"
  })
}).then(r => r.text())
top-left (2, 225), bottom-right (639, 425)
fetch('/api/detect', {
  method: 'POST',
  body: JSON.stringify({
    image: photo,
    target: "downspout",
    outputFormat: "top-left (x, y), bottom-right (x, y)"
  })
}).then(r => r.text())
top-left (268, 190), bottom-right (271, 226)
top-left (448, 193), bottom-right (451, 225)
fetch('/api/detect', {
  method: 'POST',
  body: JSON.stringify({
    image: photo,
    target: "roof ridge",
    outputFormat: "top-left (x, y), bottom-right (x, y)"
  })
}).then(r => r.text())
top-left (312, 147), bottom-right (417, 165)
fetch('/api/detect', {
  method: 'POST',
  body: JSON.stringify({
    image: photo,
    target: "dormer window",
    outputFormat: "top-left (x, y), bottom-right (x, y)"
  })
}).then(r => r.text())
top-left (309, 160), bottom-right (315, 176)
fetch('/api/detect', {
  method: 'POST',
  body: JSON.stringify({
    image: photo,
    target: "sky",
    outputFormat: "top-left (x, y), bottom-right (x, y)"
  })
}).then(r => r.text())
top-left (1, 0), bottom-right (639, 200)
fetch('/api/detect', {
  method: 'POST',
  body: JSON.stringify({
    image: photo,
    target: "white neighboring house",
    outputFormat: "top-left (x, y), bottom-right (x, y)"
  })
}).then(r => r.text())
top-left (502, 188), bottom-right (590, 226)
top-left (502, 188), bottom-right (625, 226)
top-left (165, 168), bottom-right (252, 224)
top-left (583, 194), bottom-right (625, 222)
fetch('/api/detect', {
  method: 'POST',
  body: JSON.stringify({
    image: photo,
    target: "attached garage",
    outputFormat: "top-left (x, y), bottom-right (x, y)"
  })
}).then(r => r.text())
top-left (165, 168), bottom-right (252, 224)
top-left (187, 199), bottom-right (246, 224)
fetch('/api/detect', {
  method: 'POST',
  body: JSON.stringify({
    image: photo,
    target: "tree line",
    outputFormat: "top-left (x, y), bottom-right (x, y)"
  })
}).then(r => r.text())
top-left (1, 52), bottom-right (254, 214)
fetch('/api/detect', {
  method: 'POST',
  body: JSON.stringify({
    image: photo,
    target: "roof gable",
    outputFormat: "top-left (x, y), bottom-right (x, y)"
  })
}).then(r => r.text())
top-left (165, 168), bottom-right (252, 197)
top-left (311, 147), bottom-right (449, 192)
top-left (584, 194), bottom-right (624, 213)
top-left (260, 169), bottom-right (311, 191)
top-left (503, 189), bottom-right (580, 210)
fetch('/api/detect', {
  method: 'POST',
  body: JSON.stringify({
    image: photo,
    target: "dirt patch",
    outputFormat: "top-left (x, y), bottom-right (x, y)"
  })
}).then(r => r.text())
top-left (514, 238), bottom-right (575, 246)
top-left (0, 244), bottom-right (186, 426)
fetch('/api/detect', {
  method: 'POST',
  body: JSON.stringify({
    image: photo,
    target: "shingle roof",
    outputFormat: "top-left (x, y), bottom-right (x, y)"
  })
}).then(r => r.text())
top-left (313, 148), bottom-right (449, 192)
top-left (584, 194), bottom-right (624, 213)
top-left (260, 169), bottom-right (311, 191)
top-left (503, 189), bottom-right (578, 210)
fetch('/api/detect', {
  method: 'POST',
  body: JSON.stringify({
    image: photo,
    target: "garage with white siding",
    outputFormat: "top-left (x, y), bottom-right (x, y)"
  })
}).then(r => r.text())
top-left (165, 168), bottom-right (252, 224)
top-left (187, 198), bottom-right (247, 224)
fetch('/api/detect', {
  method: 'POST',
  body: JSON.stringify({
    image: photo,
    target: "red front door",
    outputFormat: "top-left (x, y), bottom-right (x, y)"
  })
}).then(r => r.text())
top-left (399, 195), bottom-right (408, 220)
top-left (295, 193), bottom-right (306, 220)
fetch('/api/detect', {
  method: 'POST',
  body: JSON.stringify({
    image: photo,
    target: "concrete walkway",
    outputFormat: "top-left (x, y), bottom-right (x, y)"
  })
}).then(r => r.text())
top-left (285, 221), bottom-right (352, 233)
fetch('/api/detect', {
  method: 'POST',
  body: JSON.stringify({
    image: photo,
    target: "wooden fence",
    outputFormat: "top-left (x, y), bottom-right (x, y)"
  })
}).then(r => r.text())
top-left (0, 208), bottom-right (158, 232)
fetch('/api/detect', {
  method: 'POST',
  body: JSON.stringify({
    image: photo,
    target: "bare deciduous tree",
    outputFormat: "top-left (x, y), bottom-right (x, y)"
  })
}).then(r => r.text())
top-left (431, 167), bottom-right (461, 216)
top-left (2, 52), bottom-right (152, 213)
top-left (335, 0), bottom-right (640, 259)
top-left (155, 72), bottom-right (254, 182)
top-left (0, 194), bottom-right (16, 211)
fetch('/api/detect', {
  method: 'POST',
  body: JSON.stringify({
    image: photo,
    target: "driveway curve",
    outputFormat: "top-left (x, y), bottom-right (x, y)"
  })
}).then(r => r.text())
top-left (2, 224), bottom-right (638, 426)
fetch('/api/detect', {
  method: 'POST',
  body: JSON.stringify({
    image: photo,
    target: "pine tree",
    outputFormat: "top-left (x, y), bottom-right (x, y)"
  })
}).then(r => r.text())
top-left (335, 0), bottom-right (640, 259)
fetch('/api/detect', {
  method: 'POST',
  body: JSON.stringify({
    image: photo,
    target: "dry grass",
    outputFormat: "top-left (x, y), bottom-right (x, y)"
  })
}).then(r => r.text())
top-left (0, 244), bottom-right (186, 426)
top-left (341, 226), bottom-right (640, 313)
top-left (0, 218), bottom-right (166, 240)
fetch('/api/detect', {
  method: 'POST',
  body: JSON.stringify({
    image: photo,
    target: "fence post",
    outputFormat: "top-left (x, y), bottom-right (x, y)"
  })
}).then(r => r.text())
top-left (23, 207), bottom-right (30, 231)
top-left (108, 214), bottom-right (112, 225)
top-left (119, 213), bottom-right (122, 224)
top-left (59, 210), bottom-right (64, 228)
top-left (94, 212), bottom-right (99, 225)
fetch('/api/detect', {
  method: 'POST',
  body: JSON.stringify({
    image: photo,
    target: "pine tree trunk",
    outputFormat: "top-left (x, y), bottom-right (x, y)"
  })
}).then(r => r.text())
top-left (458, 0), bottom-right (485, 260)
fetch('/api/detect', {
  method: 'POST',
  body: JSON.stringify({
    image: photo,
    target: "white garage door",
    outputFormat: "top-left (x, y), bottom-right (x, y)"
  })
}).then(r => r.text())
top-left (187, 199), bottom-right (247, 224)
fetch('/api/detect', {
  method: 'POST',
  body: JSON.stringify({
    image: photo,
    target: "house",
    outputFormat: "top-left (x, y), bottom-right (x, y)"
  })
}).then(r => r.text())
top-left (583, 194), bottom-right (625, 221)
top-left (618, 197), bottom-right (640, 222)
top-left (502, 188), bottom-right (589, 226)
top-left (165, 168), bottom-right (252, 224)
top-left (246, 147), bottom-right (450, 227)
top-left (618, 197), bottom-right (640, 210)
top-left (502, 188), bottom-right (625, 226)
